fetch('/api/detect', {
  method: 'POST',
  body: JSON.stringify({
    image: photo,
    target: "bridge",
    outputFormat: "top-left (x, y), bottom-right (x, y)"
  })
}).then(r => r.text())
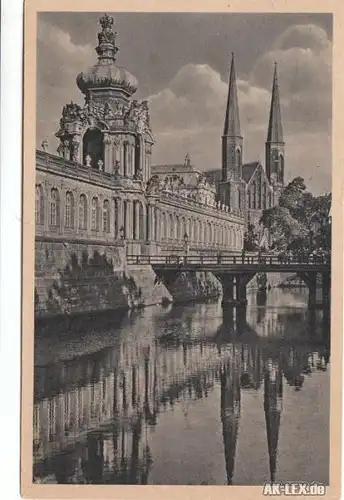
top-left (127, 252), bottom-right (331, 310)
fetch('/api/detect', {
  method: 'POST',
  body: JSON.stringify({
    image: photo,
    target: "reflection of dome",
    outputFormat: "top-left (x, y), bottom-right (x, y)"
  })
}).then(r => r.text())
top-left (77, 61), bottom-right (138, 96)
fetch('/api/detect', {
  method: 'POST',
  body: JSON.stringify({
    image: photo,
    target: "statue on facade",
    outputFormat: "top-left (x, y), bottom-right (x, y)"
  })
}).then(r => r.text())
top-left (146, 175), bottom-right (161, 195)
top-left (184, 153), bottom-right (191, 167)
top-left (57, 143), bottom-right (64, 157)
top-left (71, 138), bottom-right (80, 162)
top-left (85, 154), bottom-right (92, 167)
top-left (134, 165), bottom-right (143, 180)
top-left (41, 139), bottom-right (48, 152)
top-left (98, 159), bottom-right (104, 171)
top-left (113, 160), bottom-right (121, 178)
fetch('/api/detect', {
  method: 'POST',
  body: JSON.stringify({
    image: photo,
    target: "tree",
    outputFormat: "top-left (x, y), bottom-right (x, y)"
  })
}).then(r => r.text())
top-left (243, 223), bottom-right (260, 251)
top-left (260, 177), bottom-right (331, 255)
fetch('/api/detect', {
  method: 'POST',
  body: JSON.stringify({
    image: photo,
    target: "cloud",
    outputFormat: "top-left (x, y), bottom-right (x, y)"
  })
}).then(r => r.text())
top-left (36, 20), bottom-right (332, 194)
top-left (147, 23), bottom-right (332, 194)
top-left (36, 20), bottom-right (94, 150)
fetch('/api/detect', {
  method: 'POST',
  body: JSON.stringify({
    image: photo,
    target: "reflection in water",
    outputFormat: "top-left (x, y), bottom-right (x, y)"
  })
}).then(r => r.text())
top-left (33, 289), bottom-right (330, 485)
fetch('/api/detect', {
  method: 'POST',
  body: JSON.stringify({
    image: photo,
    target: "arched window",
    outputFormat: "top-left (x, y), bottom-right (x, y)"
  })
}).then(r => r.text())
top-left (204, 223), bottom-right (209, 243)
top-left (190, 219), bottom-right (194, 242)
top-left (139, 204), bottom-right (145, 239)
top-left (279, 154), bottom-right (284, 183)
top-left (252, 182), bottom-right (256, 209)
top-left (64, 191), bottom-right (74, 228)
top-left (199, 221), bottom-right (204, 242)
top-left (83, 128), bottom-right (104, 169)
top-left (35, 185), bottom-right (44, 225)
top-left (154, 208), bottom-right (158, 241)
top-left (247, 190), bottom-right (251, 209)
top-left (123, 142), bottom-right (128, 177)
top-left (257, 181), bottom-right (262, 209)
top-left (236, 148), bottom-right (241, 169)
top-left (182, 218), bottom-right (187, 240)
top-left (50, 188), bottom-right (60, 227)
top-left (176, 216), bottom-right (180, 240)
top-left (78, 194), bottom-right (87, 230)
top-left (262, 183), bottom-right (267, 209)
top-left (103, 200), bottom-right (110, 232)
top-left (91, 197), bottom-right (99, 230)
top-left (208, 223), bottom-right (212, 243)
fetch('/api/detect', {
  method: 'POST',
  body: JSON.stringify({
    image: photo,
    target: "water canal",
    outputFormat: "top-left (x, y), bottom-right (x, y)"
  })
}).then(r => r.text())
top-left (33, 287), bottom-right (330, 485)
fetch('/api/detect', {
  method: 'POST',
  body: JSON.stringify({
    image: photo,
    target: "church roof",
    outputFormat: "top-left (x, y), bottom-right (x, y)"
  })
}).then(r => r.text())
top-left (151, 163), bottom-right (195, 174)
top-left (204, 169), bottom-right (222, 185)
top-left (242, 162), bottom-right (260, 183)
top-left (223, 53), bottom-right (241, 138)
top-left (266, 63), bottom-right (284, 144)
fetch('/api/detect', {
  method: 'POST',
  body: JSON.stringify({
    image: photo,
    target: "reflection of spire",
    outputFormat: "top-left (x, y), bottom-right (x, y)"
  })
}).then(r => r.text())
top-left (264, 364), bottom-right (283, 483)
top-left (220, 360), bottom-right (241, 485)
top-left (129, 419), bottom-right (142, 484)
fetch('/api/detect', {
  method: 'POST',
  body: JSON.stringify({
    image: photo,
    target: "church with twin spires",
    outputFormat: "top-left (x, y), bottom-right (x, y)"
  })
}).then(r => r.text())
top-left (205, 53), bottom-right (285, 237)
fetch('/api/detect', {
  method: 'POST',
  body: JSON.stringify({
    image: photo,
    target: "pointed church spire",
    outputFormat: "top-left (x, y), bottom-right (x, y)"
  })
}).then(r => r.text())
top-left (267, 63), bottom-right (283, 143)
top-left (223, 53), bottom-right (241, 137)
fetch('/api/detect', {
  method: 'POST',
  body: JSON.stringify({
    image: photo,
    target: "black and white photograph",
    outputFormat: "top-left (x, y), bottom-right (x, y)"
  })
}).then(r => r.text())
top-left (25, 7), bottom-right (336, 492)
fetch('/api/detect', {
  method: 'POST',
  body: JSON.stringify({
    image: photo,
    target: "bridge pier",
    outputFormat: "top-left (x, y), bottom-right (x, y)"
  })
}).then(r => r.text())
top-left (215, 273), bottom-right (255, 309)
top-left (221, 275), bottom-right (235, 308)
top-left (236, 278), bottom-right (247, 305)
top-left (298, 272), bottom-right (318, 309)
top-left (322, 271), bottom-right (331, 309)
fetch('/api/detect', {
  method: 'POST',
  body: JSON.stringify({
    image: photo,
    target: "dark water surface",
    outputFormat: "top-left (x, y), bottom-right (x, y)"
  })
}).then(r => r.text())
top-left (33, 288), bottom-right (330, 485)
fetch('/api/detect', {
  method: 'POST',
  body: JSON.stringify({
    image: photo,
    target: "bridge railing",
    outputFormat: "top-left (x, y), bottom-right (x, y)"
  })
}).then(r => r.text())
top-left (126, 253), bottom-right (331, 266)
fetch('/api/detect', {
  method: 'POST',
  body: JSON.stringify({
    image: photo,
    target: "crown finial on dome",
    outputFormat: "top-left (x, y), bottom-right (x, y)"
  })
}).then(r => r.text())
top-left (96, 13), bottom-right (118, 60)
top-left (100, 13), bottom-right (114, 30)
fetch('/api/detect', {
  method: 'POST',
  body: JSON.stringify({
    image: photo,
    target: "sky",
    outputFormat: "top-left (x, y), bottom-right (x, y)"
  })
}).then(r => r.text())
top-left (37, 12), bottom-right (332, 194)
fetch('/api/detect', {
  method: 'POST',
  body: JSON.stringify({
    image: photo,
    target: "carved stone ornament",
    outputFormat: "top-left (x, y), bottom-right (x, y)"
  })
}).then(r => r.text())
top-left (103, 135), bottom-right (112, 146)
top-left (97, 13), bottom-right (116, 46)
top-left (146, 175), bottom-right (161, 195)
top-left (98, 159), bottom-right (104, 171)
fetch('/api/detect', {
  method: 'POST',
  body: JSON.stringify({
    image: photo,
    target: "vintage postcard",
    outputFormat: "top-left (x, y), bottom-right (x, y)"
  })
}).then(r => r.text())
top-left (21, 0), bottom-right (343, 498)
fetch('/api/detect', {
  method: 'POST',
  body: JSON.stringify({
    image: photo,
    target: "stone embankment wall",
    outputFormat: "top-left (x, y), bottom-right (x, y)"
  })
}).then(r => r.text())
top-left (35, 241), bottom-right (221, 319)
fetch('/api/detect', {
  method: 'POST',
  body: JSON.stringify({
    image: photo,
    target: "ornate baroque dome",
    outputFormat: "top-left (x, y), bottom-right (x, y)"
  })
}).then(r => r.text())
top-left (76, 14), bottom-right (138, 97)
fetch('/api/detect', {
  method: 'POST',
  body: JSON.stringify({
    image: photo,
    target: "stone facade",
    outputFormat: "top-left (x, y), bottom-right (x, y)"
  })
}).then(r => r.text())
top-left (35, 14), bottom-right (247, 318)
top-left (35, 15), bottom-right (287, 318)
